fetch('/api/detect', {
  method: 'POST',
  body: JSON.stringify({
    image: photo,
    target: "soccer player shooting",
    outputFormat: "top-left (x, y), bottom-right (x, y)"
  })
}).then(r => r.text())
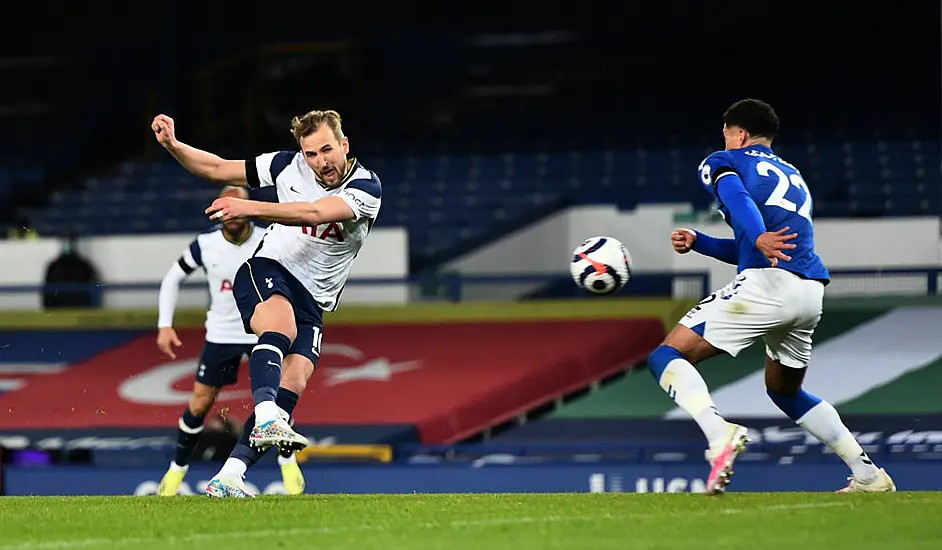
top-left (153, 110), bottom-right (382, 497)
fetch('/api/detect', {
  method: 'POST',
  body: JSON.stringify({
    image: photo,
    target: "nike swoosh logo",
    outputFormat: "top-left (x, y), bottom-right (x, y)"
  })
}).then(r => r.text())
top-left (289, 186), bottom-right (300, 193)
top-left (267, 361), bottom-right (281, 367)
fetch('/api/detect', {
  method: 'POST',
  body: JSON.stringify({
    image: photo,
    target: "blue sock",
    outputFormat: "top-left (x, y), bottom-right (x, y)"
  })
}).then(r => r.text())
top-left (250, 332), bottom-right (291, 406)
top-left (647, 344), bottom-right (684, 382)
top-left (231, 388), bottom-right (301, 467)
top-left (173, 408), bottom-right (205, 467)
top-left (767, 388), bottom-right (822, 420)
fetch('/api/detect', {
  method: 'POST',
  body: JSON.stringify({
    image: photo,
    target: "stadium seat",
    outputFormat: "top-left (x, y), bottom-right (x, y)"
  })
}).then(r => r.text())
top-left (20, 139), bottom-right (941, 266)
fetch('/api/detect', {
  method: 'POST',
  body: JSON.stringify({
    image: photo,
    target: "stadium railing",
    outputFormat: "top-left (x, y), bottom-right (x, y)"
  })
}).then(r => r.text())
top-left (0, 267), bottom-right (939, 304)
top-left (0, 270), bottom-right (711, 303)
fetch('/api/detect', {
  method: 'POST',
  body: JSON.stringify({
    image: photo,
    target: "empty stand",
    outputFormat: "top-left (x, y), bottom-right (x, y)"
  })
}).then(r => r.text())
top-left (22, 140), bottom-right (941, 266)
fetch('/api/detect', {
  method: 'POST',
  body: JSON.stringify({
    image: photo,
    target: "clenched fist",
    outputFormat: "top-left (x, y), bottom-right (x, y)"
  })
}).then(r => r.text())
top-left (671, 228), bottom-right (697, 254)
top-left (151, 114), bottom-right (178, 149)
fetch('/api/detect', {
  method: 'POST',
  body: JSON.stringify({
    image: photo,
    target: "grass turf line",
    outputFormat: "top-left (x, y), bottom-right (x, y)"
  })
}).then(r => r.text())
top-left (0, 493), bottom-right (939, 550)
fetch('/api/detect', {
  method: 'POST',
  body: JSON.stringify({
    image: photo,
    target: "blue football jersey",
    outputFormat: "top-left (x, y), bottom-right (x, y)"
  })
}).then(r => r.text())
top-left (697, 144), bottom-right (830, 283)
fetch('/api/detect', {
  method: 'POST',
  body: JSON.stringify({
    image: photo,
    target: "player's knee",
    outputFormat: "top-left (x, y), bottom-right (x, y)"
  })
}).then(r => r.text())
top-left (250, 297), bottom-right (297, 341)
top-left (662, 324), bottom-right (717, 364)
top-left (647, 345), bottom-right (684, 381)
top-left (766, 388), bottom-right (821, 420)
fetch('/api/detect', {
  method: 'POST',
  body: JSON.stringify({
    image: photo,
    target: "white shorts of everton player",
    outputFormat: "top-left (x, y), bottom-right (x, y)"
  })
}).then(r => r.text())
top-left (680, 268), bottom-right (825, 368)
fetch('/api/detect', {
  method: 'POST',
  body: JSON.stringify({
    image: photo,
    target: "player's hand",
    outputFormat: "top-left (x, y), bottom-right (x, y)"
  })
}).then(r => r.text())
top-left (157, 327), bottom-right (183, 360)
top-left (671, 228), bottom-right (697, 254)
top-left (206, 196), bottom-right (254, 222)
top-left (755, 227), bottom-right (798, 267)
top-left (151, 114), bottom-right (178, 149)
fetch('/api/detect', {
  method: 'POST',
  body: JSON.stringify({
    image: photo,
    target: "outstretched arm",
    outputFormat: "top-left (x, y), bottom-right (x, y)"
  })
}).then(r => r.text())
top-left (207, 196), bottom-right (355, 227)
top-left (673, 228), bottom-right (737, 265)
top-left (206, 178), bottom-right (382, 227)
top-left (691, 231), bottom-right (738, 265)
top-left (152, 114), bottom-right (248, 186)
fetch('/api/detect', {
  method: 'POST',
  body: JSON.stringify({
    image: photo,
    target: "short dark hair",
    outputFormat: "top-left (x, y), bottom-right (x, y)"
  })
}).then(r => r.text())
top-left (723, 99), bottom-right (779, 140)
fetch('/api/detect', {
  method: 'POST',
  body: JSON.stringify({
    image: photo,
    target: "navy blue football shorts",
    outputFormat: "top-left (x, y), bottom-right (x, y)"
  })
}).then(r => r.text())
top-left (195, 342), bottom-right (254, 387)
top-left (232, 257), bottom-right (325, 367)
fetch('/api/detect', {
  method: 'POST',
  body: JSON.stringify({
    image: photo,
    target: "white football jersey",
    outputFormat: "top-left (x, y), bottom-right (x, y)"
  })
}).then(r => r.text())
top-left (178, 226), bottom-right (265, 343)
top-left (246, 152), bottom-right (382, 311)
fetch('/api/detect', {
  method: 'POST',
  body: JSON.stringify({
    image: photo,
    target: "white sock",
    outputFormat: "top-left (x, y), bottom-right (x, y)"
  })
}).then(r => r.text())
top-left (659, 357), bottom-right (729, 448)
top-left (218, 457), bottom-right (248, 479)
top-left (277, 452), bottom-right (297, 466)
top-left (797, 400), bottom-right (880, 482)
top-left (169, 460), bottom-right (188, 473)
top-left (254, 400), bottom-right (281, 423)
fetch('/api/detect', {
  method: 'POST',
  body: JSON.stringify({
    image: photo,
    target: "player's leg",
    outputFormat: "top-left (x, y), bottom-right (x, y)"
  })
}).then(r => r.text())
top-left (233, 259), bottom-right (307, 449)
top-left (276, 349), bottom-right (319, 495)
top-left (223, 326), bottom-right (321, 494)
top-left (219, 321), bottom-right (321, 494)
top-left (764, 336), bottom-right (895, 492)
top-left (206, 260), bottom-right (302, 498)
top-left (649, 276), bottom-right (765, 494)
top-left (650, 324), bottom-right (730, 446)
top-left (158, 342), bottom-right (230, 496)
top-left (649, 323), bottom-right (750, 495)
top-left (215, 383), bottom-right (303, 494)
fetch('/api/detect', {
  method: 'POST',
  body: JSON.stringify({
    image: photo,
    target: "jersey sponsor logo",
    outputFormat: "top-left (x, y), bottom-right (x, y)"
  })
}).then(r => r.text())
top-left (341, 190), bottom-right (366, 209)
top-left (301, 222), bottom-right (345, 241)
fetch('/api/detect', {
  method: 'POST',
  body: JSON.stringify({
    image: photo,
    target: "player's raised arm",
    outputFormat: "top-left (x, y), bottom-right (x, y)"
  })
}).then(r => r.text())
top-left (152, 115), bottom-right (248, 186)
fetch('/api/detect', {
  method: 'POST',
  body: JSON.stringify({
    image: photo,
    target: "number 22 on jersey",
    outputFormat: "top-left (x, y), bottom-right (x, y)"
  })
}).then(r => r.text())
top-left (757, 160), bottom-right (813, 223)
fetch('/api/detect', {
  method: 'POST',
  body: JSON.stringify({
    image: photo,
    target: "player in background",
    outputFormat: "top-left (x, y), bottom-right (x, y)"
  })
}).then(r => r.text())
top-left (154, 185), bottom-right (305, 496)
top-left (152, 109), bottom-right (382, 497)
top-left (649, 99), bottom-right (895, 495)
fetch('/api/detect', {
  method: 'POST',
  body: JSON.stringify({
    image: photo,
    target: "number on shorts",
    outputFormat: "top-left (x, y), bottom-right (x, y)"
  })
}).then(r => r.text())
top-left (686, 293), bottom-right (717, 318)
top-left (696, 293), bottom-right (717, 309)
top-left (311, 326), bottom-right (323, 357)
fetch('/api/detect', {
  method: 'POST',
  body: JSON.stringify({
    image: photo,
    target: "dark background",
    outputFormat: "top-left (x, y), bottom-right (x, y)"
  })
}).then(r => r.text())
top-left (0, 0), bottom-right (938, 262)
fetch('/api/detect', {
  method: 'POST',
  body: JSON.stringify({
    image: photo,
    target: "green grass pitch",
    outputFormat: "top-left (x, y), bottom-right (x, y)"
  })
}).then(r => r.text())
top-left (0, 492), bottom-right (939, 549)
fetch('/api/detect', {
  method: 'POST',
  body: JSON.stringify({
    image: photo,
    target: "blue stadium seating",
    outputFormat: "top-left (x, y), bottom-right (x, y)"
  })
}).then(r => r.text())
top-left (23, 141), bottom-right (941, 264)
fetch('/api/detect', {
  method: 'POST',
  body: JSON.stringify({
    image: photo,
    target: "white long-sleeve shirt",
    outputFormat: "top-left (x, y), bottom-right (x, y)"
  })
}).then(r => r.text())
top-left (157, 225), bottom-right (265, 344)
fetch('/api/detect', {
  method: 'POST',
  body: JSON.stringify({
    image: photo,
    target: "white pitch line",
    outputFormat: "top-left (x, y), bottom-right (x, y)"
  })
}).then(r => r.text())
top-left (0, 502), bottom-right (850, 550)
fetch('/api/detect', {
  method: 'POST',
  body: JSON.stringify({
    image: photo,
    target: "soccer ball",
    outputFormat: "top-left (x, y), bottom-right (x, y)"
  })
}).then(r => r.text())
top-left (570, 236), bottom-right (632, 295)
